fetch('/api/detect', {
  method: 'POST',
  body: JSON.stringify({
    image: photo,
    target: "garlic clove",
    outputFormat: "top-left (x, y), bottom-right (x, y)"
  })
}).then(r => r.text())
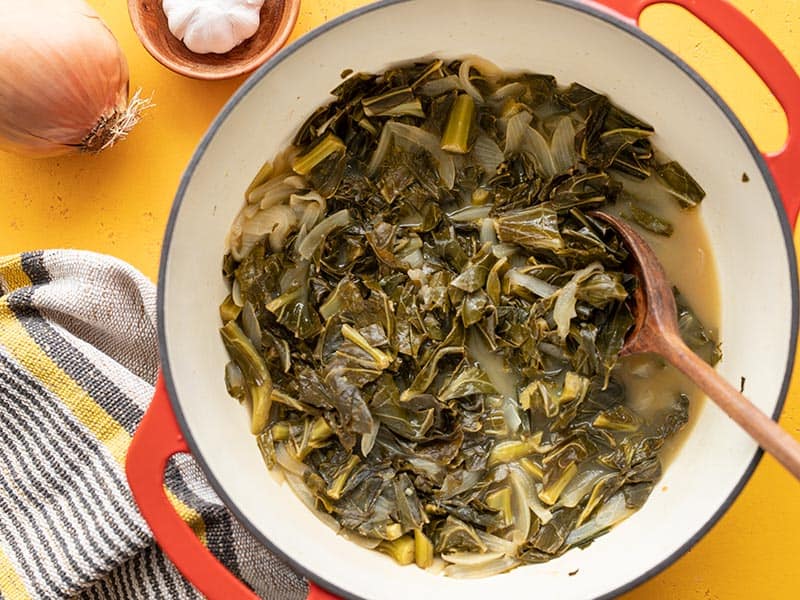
top-left (225, 6), bottom-right (262, 41)
top-left (161, 2), bottom-right (200, 40)
top-left (183, 10), bottom-right (241, 55)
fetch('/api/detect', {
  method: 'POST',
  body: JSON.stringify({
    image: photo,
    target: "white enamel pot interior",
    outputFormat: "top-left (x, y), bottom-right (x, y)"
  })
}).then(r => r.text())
top-left (158, 1), bottom-right (798, 598)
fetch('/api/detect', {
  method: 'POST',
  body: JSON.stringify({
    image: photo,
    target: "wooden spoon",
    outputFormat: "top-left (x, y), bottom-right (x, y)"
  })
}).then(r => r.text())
top-left (591, 210), bottom-right (800, 479)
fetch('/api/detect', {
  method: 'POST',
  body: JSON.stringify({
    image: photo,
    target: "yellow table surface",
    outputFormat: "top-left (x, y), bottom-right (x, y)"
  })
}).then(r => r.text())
top-left (1, 0), bottom-right (798, 597)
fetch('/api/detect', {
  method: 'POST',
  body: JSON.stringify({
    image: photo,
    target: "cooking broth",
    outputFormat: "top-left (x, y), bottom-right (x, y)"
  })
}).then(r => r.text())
top-left (612, 175), bottom-right (721, 464)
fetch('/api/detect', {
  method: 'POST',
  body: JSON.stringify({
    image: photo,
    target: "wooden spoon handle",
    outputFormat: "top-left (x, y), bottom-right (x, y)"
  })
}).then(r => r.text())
top-left (657, 334), bottom-right (800, 480)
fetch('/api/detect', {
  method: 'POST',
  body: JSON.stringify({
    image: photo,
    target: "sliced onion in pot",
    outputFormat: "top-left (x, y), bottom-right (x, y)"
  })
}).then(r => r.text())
top-left (504, 111), bottom-right (533, 155)
top-left (559, 467), bottom-right (609, 508)
top-left (506, 269), bottom-right (559, 298)
top-left (473, 135), bottom-right (505, 174)
top-left (489, 82), bottom-right (526, 104)
top-left (231, 278), bottom-right (243, 307)
top-left (441, 551), bottom-right (504, 565)
top-left (248, 174), bottom-right (306, 207)
top-left (297, 209), bottom-right (352, 259)
top-left (360, 419), bottom-right (380, 457)
top-left (565, 492), bottom-right (634, 546)
top-left (444, 555), bottom-right (519, 579)
top-left (510, 464), bottom-right (553, 524)
top-left (458, 56), bottom-right (503, 104)
top-left (418, 75), bottom-right (462, 96)
top-left (502, 397), bottom-right (523, 435)
top-left (475, 530), bottom-right (517, 555)
top-left (508, 467), bottom-right (532, 546)
top-left (550, 116), bottom-right (577, 173)
top-left (504, 112), bottom-right (557, 177)
top-left (367, 122), bottom-right (394, 175)
top-left (343, 531), bottom-right (383, 549)
top-left (553, 262), bottom-right (603, 340)
top-left (447, 205), bottom-right (493, 223)
top-left (275, 443), bottom-right (308, 477)
top-left (480, 218), bottom-right (497, 245)
top-left (284, 472), bottom-right (341, 533)
top-left (238, 205), bottom-right (298, 257)
top-left (241, 301), bottom-right (262, 347)
top-left (525, 126), bottom-right (557, 177)
top-left (289, 190), bottom-right (326, 232)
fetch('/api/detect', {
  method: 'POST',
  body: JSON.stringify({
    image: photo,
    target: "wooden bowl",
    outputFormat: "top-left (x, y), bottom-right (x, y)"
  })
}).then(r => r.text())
top-left (127, 0), bottom-right (301, 80)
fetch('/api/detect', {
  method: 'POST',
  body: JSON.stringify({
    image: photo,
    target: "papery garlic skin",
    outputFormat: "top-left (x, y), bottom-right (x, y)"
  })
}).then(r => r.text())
top-left (163, 0), bottom-right (267, 55)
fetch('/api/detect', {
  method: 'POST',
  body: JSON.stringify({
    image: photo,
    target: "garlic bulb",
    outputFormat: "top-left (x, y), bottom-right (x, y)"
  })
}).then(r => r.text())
top-left (163, 0), bottom-right (267, 55)
top-left (0, 0), bottom-right (148, 158)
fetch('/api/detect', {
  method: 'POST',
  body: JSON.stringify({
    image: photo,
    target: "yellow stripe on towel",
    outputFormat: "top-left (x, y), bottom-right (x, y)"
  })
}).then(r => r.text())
top-left (0, 255), bottom-right (32, 293)
top-left (0, 300), bottom-right (207, 545)
top-left (0, 545), bottom-right (32, 600)
top-left (166, 488), bottom-right (208, 543)
top-left (0, 301), bottom-right (131, 465)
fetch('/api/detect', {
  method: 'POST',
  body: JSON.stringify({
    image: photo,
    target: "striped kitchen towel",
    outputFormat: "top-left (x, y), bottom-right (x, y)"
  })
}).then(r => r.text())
top-left (0, 251), bottom-right (306, 600)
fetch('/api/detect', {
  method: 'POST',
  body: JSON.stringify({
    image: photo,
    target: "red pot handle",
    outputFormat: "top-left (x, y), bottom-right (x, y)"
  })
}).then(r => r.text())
top-left (126, 374), bottom-right (339, 600)
top-left (592, 0), bottom-right (800, 228)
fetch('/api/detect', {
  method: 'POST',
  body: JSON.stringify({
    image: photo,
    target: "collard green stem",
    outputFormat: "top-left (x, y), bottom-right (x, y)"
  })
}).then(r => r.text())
top-left (441, 94), bottom-right (475, 154)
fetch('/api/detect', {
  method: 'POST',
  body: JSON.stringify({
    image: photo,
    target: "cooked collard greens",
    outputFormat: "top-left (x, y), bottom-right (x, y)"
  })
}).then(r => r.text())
top-left (221, 57), bottom-right (720, 576)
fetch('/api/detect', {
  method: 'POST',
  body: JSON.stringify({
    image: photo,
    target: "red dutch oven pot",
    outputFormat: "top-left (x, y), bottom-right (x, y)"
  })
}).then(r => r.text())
top-left (127, 1), bottom-right (800, 598)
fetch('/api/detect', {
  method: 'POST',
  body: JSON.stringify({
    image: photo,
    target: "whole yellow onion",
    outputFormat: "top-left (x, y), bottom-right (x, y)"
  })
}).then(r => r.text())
top-left (0, 0), bottom-right (149, 157)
